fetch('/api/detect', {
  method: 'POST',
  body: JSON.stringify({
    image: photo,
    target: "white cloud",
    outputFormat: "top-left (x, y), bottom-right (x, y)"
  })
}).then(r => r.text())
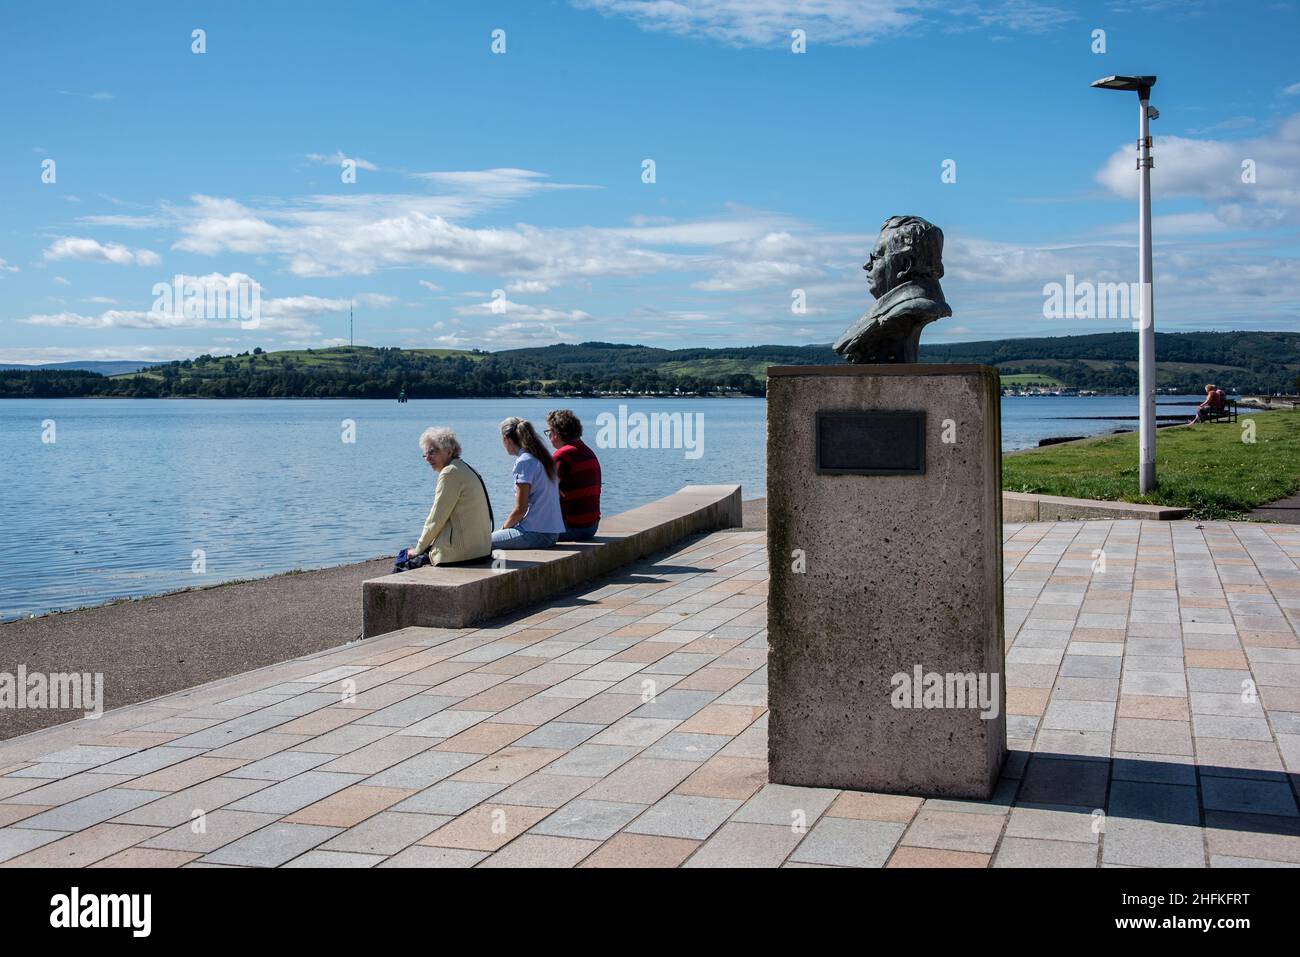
top-left (418, 279), bottom-right (444, 292)
top-left (505, 279), bottom-right (552, 294)
top-left (43, 237), bottom-right (161, 266)
top-left (307, 151), bottom-right (379, 171)
top-left (19, 273), bottom-right (352, 339)
top-left (1283, 82), bottom-right (1300, 96)
top-left (0, 258), bottom-right (18, 273)
top-left (1095, 113), bottom-right (1300, 228)
top-left (570, 0), bottom-right (1071, 47)
top-left (0, 345), bottom-right (206, 364)
top-left (54, 276), bottom-right (71, 285)
top-left (21, 310), bottom-right (205, 330)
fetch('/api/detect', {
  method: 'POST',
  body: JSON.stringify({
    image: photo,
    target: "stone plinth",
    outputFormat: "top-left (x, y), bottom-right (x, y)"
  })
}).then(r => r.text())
top-left (766, 364), bottom-right (1005, 798)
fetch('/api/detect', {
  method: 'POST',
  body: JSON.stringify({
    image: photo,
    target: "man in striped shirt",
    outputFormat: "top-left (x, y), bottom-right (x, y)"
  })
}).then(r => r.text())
top-left (546, 409), bottom-right (602, 541)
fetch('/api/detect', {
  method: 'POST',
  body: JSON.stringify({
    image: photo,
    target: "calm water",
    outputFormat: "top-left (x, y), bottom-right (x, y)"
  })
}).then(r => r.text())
top-left (0, 394), bottom-right (1221, 620)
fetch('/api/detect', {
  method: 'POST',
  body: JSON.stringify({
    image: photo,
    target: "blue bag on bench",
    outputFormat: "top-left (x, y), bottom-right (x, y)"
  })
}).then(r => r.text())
top-left (393, 547), bottom-right (431, 573)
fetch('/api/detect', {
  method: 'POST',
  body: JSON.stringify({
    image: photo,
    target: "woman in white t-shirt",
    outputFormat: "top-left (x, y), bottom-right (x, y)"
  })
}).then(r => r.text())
top-left (492, 416), bottom-right (566, 550)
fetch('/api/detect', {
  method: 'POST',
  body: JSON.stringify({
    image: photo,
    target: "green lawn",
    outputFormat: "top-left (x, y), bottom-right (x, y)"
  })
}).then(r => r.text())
top-left (1002, 409), bottom-right (1300, 520)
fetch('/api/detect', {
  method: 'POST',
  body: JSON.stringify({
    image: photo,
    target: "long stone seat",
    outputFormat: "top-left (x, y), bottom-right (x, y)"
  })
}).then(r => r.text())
top-left (362, 484), bottom-right (743, 636)
top-left (1002, 491), bottom-right (1190, 521)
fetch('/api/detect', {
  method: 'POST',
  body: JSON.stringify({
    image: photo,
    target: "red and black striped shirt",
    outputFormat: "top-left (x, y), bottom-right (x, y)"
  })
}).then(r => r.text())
top-left (553, 439), bottom-right (602, 527)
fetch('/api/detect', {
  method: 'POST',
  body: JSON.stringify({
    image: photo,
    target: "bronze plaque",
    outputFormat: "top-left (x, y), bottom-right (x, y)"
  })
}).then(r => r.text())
top-left (816, 410), bottom-right (925, 475)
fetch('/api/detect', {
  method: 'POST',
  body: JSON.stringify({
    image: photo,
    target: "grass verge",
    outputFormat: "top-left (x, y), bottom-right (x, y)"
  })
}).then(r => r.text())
top-left (1002, 409), bottom-right (1300, 520)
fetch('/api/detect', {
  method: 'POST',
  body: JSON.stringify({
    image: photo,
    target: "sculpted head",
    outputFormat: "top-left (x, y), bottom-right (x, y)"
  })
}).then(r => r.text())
top-left (864, 215), bottom-right (946, 299)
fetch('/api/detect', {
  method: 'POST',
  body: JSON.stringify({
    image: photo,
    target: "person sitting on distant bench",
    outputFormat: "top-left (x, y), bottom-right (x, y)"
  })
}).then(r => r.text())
top-left (546, 409), bottom-right (602, 541)
top-left (395, 427), bottom-right (493, 571)
top-left (491, 416), bottom-right (566, 550)
top-left (1190, 384), bottom-right (1227, 424)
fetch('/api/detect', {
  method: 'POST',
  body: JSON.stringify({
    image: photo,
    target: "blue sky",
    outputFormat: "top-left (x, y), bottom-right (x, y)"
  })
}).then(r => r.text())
top-left (2, 0), bottom-right (1298, 363)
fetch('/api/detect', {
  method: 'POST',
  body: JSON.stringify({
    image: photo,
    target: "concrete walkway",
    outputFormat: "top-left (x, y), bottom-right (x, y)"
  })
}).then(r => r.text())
top-left (1, 500), bottom-right (770, 741)
top-left (1251, 492), bottom-right (1300, 525)
top-left (0, 520), bottom-right (1297, 867)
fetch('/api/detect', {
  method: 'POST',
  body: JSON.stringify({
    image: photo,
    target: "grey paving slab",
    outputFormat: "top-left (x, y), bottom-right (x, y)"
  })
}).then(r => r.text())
top-left (21, 787), bottom-right (168, 831)
top-left (224, 771), bottom-right (363, 815)
top-left (398, 709), bottom-right (494, 739)
top-left (513, 722), bottom-right (604, 750)
top-left (631, 690), bottom-right (720, 720)
top-left (624, 794), bottom-right (741, 840)
top-left (1201, 776), bottom-right (1299, 817)
top-left (282, 849), bottom-right (384, 868)
top-left (353, 695), bottom-right (459, 728)
top-left (640, 732), bottom-right (729, 763)
top-left (732, 783), bottom-right (838, 826)
top-left (319, 811), bottom-right (451, 855)
top-left (226, 750), bottom-right (334, 781)
top-left (201, 823), bottom-right (342, 867)
top-left (379, 845), bottom-right (487, 868)
top-left (362, 751), bottom-right (480, 789)
top-left (1107, 781), bottom-right (1200, 826)
top-left (1101, 819), bottom-right (1206, 867)
top-left (494, 773), bottom-right (593, 809)
top-left (530, 799), bottom-right (646, 840)
top-left (0, 827), bottom-right (68, 863)
top-left (543, 744), bottom-right (639, 778)
top-left (994, 836), bottom-right (1100, 867)
top-left (684, 822), bottom-right (803, 868)
top-left (94, 747), bottom-right (207, 777)
top-left (140, 810), bottom-right (281, 853)
top-left (589, 717), bottom-right (680, 747)
top-left (789, 817), bottom-right (905, 868)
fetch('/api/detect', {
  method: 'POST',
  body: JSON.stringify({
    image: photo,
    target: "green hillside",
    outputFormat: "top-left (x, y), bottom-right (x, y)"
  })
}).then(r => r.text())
top-left (2, 331), bottom-right (1297, 399)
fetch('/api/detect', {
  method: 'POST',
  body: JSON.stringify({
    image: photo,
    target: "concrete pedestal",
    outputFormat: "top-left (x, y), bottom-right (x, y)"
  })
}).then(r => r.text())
top-left (766, 364), bottom-right (1005, 799)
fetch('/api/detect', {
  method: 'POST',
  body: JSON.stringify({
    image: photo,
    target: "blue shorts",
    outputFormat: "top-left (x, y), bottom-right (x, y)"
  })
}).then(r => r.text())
top-left (491, 527), bottom-right (559, 550)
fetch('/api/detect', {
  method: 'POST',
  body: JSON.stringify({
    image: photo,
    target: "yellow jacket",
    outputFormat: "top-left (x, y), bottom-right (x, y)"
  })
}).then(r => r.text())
top-left (414, 459), bottom-right (493, 565)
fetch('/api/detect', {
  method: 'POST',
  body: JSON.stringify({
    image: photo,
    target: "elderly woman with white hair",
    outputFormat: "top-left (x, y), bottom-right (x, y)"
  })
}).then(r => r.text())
top-left (397, 426), bottom-right (493, 569)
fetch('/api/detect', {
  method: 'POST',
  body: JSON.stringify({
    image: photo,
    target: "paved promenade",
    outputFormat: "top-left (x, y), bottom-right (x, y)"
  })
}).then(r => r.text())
top-left (1, 520), bottom-right (1298, 868)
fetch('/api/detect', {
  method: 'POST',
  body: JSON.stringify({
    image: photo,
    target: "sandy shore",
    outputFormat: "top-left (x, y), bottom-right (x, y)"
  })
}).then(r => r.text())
top-left (0, 498), bottom-right (768, 741)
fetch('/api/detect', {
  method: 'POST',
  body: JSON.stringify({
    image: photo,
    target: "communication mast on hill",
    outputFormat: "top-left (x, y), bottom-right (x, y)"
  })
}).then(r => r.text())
top-left (349, 301), bottom-right (354, 348)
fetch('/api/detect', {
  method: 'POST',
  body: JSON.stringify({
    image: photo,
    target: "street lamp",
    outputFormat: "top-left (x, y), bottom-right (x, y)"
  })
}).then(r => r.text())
top-left (1092, 74), bottom-right (1158, 494)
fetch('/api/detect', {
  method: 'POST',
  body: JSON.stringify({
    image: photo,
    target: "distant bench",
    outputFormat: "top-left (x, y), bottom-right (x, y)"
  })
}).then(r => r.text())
top-left (362, 484), bottom-right (743, 637)
top-left (1159, 398), bottom-right (1239, 423)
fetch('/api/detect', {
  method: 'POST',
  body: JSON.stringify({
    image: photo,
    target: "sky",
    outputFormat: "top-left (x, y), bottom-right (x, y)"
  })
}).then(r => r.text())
top-left (1, 0), bottom-right (1298, 364)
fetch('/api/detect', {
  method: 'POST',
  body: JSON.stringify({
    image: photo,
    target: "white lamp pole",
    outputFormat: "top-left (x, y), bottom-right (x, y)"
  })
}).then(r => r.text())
top-left (1136, 88), bottom-right (1157, 494)
top-left (1093, 74), bottom-right (1159, 493)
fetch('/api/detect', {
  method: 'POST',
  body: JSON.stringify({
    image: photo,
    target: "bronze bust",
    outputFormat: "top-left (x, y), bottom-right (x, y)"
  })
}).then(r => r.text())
top-left (834, 215), bottom-right (951, 363)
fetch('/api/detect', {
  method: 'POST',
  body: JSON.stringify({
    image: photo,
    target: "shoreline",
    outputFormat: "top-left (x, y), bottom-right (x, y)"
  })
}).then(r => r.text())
top-left (0, 498), bottom-right (769, 742)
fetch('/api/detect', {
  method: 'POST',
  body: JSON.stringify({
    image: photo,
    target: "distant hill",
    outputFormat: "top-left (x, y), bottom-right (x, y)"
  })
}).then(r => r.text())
top-left (2, 331), bottom-right (1297, 398)
top-left (0, 360), bottom-right (168, 376)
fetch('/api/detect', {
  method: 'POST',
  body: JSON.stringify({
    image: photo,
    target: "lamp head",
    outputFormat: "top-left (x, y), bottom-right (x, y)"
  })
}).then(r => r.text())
top-left (1091, 74), bottom-right (1158, 98)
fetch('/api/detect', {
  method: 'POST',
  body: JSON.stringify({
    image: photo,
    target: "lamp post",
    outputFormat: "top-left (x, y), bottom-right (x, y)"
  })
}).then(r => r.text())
top-left (1092, 74), bottom-right (1158, 494)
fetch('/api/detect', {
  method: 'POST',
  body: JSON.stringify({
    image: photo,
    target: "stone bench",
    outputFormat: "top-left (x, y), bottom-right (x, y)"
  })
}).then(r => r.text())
top-left (362, 484), bottom-right (743, 636)
top-left (1002, 491), bottom-right (1190, 521)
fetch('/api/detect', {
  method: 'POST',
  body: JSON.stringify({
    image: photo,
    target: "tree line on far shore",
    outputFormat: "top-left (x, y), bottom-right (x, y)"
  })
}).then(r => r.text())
top-left (2, 331), bottom-right (1296, 398)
